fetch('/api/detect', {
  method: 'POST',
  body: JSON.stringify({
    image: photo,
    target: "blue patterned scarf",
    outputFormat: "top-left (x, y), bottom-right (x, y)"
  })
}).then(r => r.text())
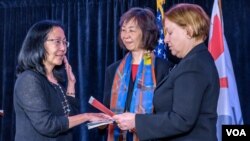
top-left (108, 52), bottom-right (156, 141)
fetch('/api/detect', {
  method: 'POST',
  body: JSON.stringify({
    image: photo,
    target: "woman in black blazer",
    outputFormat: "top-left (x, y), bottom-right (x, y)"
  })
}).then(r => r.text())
top-left (14, 20), bottom-right (110, 141)
top-left (114, 3), bottom-right (220, 141)
top-left (102, 7), bottom-right (172, 141)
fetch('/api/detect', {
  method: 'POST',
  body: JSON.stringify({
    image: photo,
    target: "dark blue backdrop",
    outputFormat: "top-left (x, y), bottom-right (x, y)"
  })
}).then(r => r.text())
top-left (0, 0), bottom-right (249, 141)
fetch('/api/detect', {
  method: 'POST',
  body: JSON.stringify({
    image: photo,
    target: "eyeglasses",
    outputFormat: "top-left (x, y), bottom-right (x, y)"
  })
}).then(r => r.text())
top-left (46, 39), bottom-right (70, 48)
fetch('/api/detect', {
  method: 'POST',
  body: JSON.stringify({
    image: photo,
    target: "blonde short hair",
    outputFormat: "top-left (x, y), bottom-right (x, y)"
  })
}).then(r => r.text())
top-left (165, 3), bottom-right (210, 41)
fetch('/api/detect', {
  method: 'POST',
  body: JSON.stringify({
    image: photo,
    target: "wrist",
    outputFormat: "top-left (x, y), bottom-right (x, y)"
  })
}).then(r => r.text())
top-left (66, 92), bottom-right (75, 97)
top-left (68, 82), bottom-right (76, 86)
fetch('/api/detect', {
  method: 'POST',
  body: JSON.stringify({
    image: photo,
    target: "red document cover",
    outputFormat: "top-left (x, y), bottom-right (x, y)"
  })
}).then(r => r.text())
top-left (88, 96), bottom-right (114, 116)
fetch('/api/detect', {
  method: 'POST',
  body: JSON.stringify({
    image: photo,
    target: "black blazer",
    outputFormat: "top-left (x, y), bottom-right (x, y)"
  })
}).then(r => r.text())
top-left (14, 70), bottom-right (79, 141)
top-left (103, 57), bottom-right (173, 110)
top-left (136, 43), bottom-right (220, 141)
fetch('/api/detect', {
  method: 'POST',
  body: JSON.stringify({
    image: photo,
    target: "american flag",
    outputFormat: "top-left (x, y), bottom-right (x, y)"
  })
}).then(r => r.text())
top-left (154, 0), bottom-right (167, 59)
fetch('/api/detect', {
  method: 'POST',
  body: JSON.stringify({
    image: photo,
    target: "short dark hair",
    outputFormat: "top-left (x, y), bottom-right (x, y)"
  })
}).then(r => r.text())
top-left (118, 7), bottom-right (158, 51)
top-left (16, 20), bottom-right (65, 81)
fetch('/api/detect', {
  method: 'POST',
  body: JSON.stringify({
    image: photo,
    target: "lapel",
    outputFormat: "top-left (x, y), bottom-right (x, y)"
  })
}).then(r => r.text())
top-left (156, 74), bottom-right (169, 89)
top-left (155, 65), bottom-right (175, 90)
top-left (155, 62), bottom-right (179, 89)
top-left (155, 43), bottom-right (207, 90)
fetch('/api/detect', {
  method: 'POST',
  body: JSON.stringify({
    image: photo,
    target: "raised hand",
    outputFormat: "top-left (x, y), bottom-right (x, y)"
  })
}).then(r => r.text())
top-left (64, 56), bottom-right (76, 96)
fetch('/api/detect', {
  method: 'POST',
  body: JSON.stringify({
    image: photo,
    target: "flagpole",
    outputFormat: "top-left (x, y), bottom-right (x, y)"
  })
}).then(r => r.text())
top-left (157, 0), bottom-right (166, 35)
top-left (154, 0), bottom-right (168, 59)
top-left (218, 0), bottom-right (222, 24)
top-left (156, 0), bottom-right (165, 17)
top-left (218, 0), bottom-right (222, 9)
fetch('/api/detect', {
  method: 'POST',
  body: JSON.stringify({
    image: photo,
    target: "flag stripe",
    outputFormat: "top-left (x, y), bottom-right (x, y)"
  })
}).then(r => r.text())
top-left (219, 77), bottom-right (228, 88)
top-left (208, 15), bottom-right (224, 60)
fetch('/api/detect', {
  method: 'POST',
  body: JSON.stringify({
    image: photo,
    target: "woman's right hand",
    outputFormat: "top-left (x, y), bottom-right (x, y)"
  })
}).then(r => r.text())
top-left (64, 56), bottom-right (76, 85)
top-left (64, 56), bottom-right (76, 96)
top-left (68, 113), bottom-right (112, 129)
top-left (86, 113), bottom-right (112, 122)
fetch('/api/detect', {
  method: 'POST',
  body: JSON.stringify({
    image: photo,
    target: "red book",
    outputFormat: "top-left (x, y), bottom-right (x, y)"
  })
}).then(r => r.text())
top-left (88, 96), bottom-right (114, 116)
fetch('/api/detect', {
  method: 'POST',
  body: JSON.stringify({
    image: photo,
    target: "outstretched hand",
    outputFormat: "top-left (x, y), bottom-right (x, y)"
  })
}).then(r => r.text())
top-left (87, 113), bottom-right (112, 122)
top-left (113, 112), bottom-right (135, 131)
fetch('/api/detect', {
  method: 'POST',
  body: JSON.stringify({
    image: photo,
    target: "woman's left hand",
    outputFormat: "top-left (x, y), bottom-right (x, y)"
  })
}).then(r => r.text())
top-left (113, 112), bottom-right (135, 130)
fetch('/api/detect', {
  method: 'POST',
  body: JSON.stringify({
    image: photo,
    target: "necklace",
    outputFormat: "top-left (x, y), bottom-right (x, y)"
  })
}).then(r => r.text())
top-left (51, 83), bottom-right (71, 116)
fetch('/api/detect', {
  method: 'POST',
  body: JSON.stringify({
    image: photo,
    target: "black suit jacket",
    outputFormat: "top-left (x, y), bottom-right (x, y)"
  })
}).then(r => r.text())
top-left (103, 57), bottom-right (173, 111)
top-left (136, 43), bottom-right (220, 141)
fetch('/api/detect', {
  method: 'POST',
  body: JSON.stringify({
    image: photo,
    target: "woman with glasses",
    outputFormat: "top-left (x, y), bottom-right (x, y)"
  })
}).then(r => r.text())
top-left (13, 20), bottom-right (110, 141)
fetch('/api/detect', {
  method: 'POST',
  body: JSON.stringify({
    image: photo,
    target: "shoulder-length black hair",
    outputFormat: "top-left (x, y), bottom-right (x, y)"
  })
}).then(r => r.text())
top-left (118, 7), bottom-right (159, 51)
top-left (16, 20), bottom-right (65, 81)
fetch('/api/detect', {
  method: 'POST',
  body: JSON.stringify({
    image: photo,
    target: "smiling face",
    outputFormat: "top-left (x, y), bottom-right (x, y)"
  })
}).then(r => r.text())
top-left (164, 18), bottom-right (192, 58)
top-left (120, 19), bottom-right (143, 52)
top-left (43, 26), bottom-right (67, 70)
